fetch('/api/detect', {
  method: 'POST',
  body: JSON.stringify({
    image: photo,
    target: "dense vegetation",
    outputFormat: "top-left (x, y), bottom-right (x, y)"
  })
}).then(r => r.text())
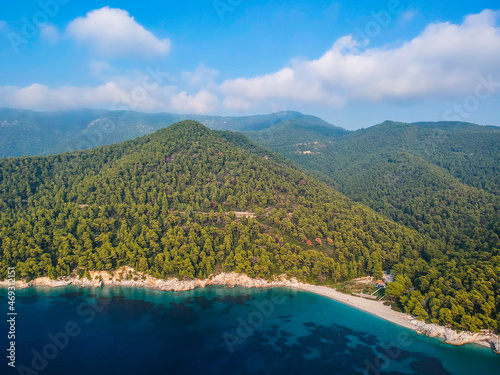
top-left (0, 121), bottom-right (436, 285)
top-left (247, 120), bottom-right (500, 332)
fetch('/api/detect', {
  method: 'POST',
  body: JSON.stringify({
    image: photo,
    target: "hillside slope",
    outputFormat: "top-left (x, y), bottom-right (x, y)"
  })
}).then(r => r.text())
top-left (0, 121), bottom-right (437, 285)
top-left (2, 120), bottom-right (499, 331)
top-left (247, 121), bottom-right (500, 250)
top-left (247, 120), bottom-right (500, 331)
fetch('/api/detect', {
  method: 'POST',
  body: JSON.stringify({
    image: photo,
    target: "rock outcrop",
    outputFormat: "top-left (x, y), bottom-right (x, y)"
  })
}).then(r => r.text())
top-left (0, 267), bottom-right (303, 292)
top-left (410, 319), bottom-right (500, 354)
top-left (492, 340), bottom-right (500, 354)
top-left (0, 279), bottom-right (31, 289)
top-left (31, 277), bottom-right (71, 287)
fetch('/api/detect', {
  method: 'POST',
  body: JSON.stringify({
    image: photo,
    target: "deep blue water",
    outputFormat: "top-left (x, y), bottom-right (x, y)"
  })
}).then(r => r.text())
top-left (2, 286), bottom-right (500, 375)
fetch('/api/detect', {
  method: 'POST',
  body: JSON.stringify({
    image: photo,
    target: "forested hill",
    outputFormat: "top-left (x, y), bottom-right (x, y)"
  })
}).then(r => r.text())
top-left (247, 120), bottom-right (500, 331)
top-left (0, 120), bottom-right (438, 285)
top-left (247, 120), bottom-right (500, 247)
top-left (247, 117), bottom-right (349, 147)
top-left (412, 121), bottom-right (500, 133)
top-left (338, 121), bottom-right (500, 195)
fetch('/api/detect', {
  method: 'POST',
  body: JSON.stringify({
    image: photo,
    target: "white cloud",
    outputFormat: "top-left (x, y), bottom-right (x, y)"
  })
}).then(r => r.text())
top-left (170, 90), bottom-right (219, 113)
top-left (220, 9), bottom-right (500, 110)
top-left (4, 9), bottom-right (500, 120)
top-left (66, 7), bottom-right (171, 58)
top-left (0, 61), bottom-right (222, 114)
top-left (0, 79), bottom-right (218, 114)
top-left (40, 24), bottom-right (59, 43)
top-left (0, 83), bottom-right (126, 110)
top-left (181, 64), bottom-right (219, 89)
top-left (222, 96), bottom-right (252, 111)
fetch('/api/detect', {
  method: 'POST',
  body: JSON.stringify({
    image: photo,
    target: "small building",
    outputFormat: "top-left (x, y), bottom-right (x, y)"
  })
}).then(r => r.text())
top-left (382, 271), bottom-right (394, 283)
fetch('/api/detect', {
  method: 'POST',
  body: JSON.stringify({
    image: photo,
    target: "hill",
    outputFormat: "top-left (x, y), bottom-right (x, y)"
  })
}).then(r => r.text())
top-left (247, 117), bottom-right (349, 145)
top-left (246, 121), bottom-right (500, 240)
top-left (412, 121), bottom-right (500, 133)
top-left (335, 121), bottom-right (500, 196)
top-left (0, 108), bottom-right (334, 157)
top-left (0, 120), bottom-right (438, 285)
top-left (247, 119), bottom-right (500, 331)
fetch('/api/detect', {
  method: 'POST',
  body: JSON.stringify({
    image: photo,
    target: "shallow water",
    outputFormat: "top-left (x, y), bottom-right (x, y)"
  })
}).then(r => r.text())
top-left (2, 286), bottom-right (499, 374)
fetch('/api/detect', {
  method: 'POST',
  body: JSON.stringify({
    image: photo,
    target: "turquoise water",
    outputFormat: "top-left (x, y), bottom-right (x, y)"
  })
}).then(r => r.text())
top-left (2, 286), bottom-right (499, 374)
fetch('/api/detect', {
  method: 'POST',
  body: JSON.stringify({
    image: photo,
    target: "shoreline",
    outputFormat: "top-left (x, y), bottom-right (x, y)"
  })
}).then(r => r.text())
top-left (290, 284), bottom-right (416, 330)
top-left (2, 267), bottom-right (499, 354)
top-left (289, 285), bottom-right (499, 353)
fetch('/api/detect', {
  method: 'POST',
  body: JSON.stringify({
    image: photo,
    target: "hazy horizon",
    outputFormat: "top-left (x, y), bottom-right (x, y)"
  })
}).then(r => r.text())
top-left (1, 1), bottom-right (499, 129)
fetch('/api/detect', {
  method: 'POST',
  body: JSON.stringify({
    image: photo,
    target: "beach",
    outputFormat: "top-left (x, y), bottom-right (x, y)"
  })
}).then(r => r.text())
top-left (2, 269), bottom-right (499, 353)
top-left (288, 284), bottom-right (498, 352)
top-left (290, 284), bottom-right (415, 330)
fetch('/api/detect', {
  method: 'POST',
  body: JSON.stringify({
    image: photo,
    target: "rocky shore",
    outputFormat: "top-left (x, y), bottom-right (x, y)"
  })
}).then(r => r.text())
top-left (410, 319), bottom-right (500, 354)
top-left (2, 267), bottom-right (499, 354)
top-left (0, 267), bottom-right (303, 291)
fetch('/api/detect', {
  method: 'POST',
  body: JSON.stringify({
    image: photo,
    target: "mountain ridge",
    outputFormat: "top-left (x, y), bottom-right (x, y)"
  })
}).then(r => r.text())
top-left (0, 108), bottom-right (339, 157)
top-left (3, 107), bottom-right (498, 158)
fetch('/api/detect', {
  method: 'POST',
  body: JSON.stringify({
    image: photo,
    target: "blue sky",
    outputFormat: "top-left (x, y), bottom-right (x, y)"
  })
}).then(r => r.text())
top-left (0, 0), bottom-right (499, 129)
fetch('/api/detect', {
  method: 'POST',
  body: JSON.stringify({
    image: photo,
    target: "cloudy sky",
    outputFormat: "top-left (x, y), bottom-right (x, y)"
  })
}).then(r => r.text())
top-left (0, 0), bottom-right (499, 129)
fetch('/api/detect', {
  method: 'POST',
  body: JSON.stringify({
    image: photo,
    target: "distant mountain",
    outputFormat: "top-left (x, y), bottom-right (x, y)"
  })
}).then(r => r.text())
top-left (359, 121), bottom-right (500, 195)
top-left (248, 120), bottom-right (500, 195)
top-left (0, 108), bottom-right (107, 157)
top-left (246, 116), bottom-right (349, 146)
top-left (193, 111), bottom-right (308, 131)
top-left (0, 108), bottom-right (326, 157)
top-left (412, 121), bottom-right (500, 133)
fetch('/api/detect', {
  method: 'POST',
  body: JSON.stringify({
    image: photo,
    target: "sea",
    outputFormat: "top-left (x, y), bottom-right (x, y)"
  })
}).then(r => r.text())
top-left (2, 285), bottom-right (500, 375)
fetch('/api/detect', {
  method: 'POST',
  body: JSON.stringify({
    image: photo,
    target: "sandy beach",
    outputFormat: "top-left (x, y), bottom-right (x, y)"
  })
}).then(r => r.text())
top-left (291, 284), bottom-right (416, 330)
top-left (289, 284), bottom-right (500, 352)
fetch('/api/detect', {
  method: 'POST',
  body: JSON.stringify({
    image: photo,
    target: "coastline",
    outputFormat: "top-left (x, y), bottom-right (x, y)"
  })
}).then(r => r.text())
top-left (290, 284), bottom-right (499, 353)
top-left (291, 284), bottom-right (416, 330)
top-left (2, 267), bottom-right (499, 354)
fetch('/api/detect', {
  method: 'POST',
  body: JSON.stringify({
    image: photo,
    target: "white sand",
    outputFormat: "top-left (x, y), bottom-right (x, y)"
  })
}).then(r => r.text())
top-left (290, 285), bottom-right (416, 330)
